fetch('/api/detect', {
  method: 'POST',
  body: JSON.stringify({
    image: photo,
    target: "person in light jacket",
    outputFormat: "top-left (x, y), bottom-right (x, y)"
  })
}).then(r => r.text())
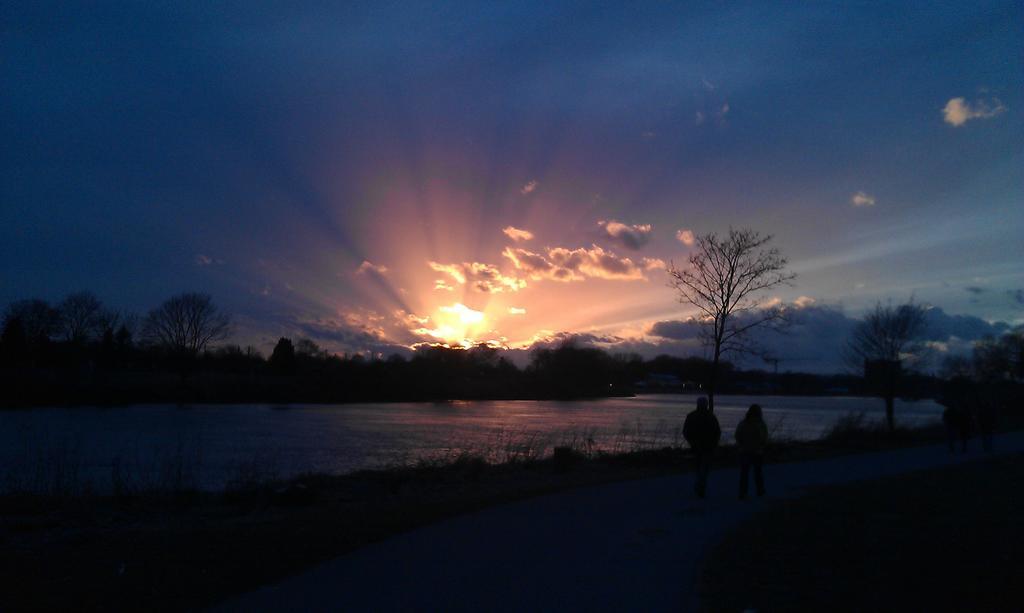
top-left (735, 403), bottom-right (768, 499)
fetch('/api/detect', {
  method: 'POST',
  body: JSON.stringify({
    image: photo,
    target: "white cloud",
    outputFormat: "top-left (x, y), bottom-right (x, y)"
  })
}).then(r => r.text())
top-left (502, 226), bottom-right (534, 242)
top-left (599, 220), bottom-right (653, 250)
top-left (195, 254), bottom-right (213, 266)
top-left (794, 295), bottom-right (816, 308)
top-left (356, 260), bottom-right (388, 275)
top-left (718, 102), bottom-right (730, 118)
top-left (508, 307), bottom-right (527, 315)
top-left (851, 191), bottom-right (876, 207)
top-left (943, 97), bottom-right (1006, 127)
top-left (521, 180), bottom-right (538, 195)
top-left (675, 229), bottom-right (695, 246)
top-left (695, 111), bottom-right (705, 125)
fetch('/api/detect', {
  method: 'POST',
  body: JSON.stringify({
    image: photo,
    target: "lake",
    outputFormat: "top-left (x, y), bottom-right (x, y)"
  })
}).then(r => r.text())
top-left (0, 394), bottom-right (943, 492)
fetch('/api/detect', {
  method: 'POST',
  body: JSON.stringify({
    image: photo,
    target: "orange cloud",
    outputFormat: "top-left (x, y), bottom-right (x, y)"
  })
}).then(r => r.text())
top-left (428, 261), bottom-right (525, 293)
top-left (503, 244), bottom-right (651, 282)
top-left (502, 226), bottom-right (534, 242)
top-left (675, 229), bottom-right (695, 246)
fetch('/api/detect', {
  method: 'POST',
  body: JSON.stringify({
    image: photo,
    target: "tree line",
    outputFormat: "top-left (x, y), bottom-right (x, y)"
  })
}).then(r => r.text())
top-left (1, 288), bottom-right (1019, 410)
top-left (0, 290), bottom-right (867, 407)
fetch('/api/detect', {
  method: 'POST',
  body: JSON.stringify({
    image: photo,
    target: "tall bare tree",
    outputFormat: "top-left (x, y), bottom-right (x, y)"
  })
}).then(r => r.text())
top-left (58, 291), bottom-right (106, 343)
top-left (844, 301), bottom-right (927, 431)
top-left (143, 292), bottom-right (231, 358)
top-left (667, 228), bottom-right (795, 411)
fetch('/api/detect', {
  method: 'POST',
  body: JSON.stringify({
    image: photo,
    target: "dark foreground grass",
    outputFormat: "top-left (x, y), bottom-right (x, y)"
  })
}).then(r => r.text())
top-left (1, 414), bottom-right (1020, 612)
top-left (699, 454), bottom-right (1024, 612)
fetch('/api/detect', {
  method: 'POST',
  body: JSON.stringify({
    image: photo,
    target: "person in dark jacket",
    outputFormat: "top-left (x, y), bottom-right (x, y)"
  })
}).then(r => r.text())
top-left (735, 404), bottom-right (769, 499)
top-left (683, 396), bottom-right (721, 498)
top-left (940, 377), bottom-right (974, 454)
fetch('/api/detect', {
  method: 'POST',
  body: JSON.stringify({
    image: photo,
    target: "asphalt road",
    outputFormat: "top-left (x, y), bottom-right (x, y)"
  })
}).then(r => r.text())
top-left (214, 431), bottom-right (1024, 612)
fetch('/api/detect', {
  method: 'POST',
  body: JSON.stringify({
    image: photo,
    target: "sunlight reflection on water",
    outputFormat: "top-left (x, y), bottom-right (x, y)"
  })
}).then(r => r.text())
top-left (0, 394), bottom-right (942, 491)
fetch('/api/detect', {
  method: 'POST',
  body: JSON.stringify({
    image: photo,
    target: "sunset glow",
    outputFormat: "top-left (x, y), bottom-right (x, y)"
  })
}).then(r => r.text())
top-left (2, 2), bottom-right (1020, 373)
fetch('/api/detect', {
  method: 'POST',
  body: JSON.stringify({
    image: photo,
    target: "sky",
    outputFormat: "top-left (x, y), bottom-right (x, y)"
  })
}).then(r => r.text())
top-left (2, 1), bottom-right (1022, 372)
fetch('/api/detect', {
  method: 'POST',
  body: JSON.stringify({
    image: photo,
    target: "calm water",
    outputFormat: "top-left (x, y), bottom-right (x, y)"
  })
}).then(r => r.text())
top-left (0, 394), bottom-right (943, 491)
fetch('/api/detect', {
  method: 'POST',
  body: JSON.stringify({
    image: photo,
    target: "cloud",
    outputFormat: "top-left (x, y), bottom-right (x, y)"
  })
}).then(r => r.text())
top-left (695, 111), bottom-right (705, 125)
top-left (675, 229), bottom-right (695, 246)
top-left (965, 286), bottom-right (986, 295)
top-left (287, 315), bottom-right (411, 359)
top-left (851, 191), bottom-right (876, 207)
top-left (920, 307), bottom-right (1009, 342)
top-left (356, 260), bottom-right (388, 275)
top-left (433, 279), bottom-right (455, 291)
top-left (502, 226), bottom-right (534, 242)
top-left (439, 302), bottom-right (484, 324)
top-left (195, 254), bottom-right (223, 266)
top-left (642, 258), bottom-right (666, 271)
top-left (508, 307), bottom-right (527, 315)
top-left (1008, 289), bottom-right (1024, 305)
top-left (503, 244), bottom-right (651, 282)
top-left (598, 220), bottom-right (653, 250)
top-left (641, 301), bottom-right (1015, 373)
top-left (718, 102), bottom-right (730, 118)
top-left (521, 180), bottom-right (538, 195)
top-left (943, 97), bottom-right (1006, 127)
top-left (428, 261), bottom-right (525, 293)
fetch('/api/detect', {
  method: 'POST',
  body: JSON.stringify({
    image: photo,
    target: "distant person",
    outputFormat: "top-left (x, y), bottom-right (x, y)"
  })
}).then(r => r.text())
top-left (735, 403), bottom-right (768, 499)
top-left (683, 396), bottom-right (721, 498)
top-left (942, 404), bottom-right (960, 454)
top-left (940, 377), bottom-right (974, 454)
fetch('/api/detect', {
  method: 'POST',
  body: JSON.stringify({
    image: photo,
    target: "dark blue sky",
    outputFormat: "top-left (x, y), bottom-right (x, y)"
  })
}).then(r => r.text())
top-left (3, 1), bottom-right (1022, 369)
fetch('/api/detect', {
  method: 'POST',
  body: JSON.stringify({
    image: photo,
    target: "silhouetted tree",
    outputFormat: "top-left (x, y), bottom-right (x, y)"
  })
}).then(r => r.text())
top-left (142, 293), bottom-right (230, 374)
top-left (3, 299), bottom-right (59, 366)
top-left (4, 299), bottom-right (59, 344)
top-left (295, 338), bottom-right (326, 358)
top-left (0, 316), bottom-right (29, 367)
top-left (270, 337), bottom-right (297, 375)
top-left (972, 329), bottom-right (1024, 382)
top-left (57, 291), bottom-right (106, 344)
top-left (845, 301), bottom-right (927, 430)
top-left (667, 228), bottom-right (795, 411)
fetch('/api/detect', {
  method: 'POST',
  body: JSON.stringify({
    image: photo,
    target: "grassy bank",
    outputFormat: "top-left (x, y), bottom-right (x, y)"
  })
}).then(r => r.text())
top-left (699, 453), bottom-right (1024, 611)
top-left (1, 413), bottom-right (1021, 611)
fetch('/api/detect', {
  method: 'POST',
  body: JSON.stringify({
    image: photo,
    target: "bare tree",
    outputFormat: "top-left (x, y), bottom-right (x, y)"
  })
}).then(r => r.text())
top-left (844, 301), bottom-right (927, 431)
top-left (667, 228), bottom-right (795, 411)
top-left (143, 293), bottom-right (231, 358)
top-left (58, 291), bottom-right (106, 343)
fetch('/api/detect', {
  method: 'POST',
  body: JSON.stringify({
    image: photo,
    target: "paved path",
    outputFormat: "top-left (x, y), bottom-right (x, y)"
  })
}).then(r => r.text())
top-left (216, 432), bottom-right (1024, 612)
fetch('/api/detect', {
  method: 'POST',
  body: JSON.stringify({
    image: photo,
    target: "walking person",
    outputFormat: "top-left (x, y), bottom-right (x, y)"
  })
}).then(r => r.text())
top-left (735, 403), bottom-right (768, 499)
top-left (683, 396), bottom-right (720, 498)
